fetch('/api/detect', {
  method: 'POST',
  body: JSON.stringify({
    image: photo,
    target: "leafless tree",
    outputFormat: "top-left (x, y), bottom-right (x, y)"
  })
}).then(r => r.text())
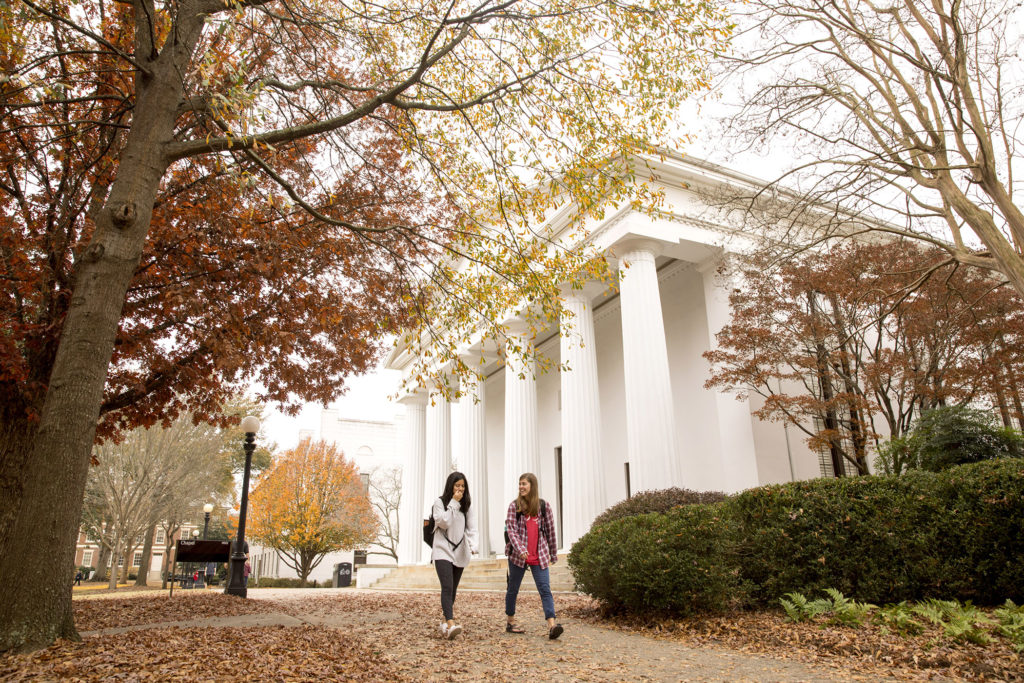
top-left (366, 467), bottom-right (401, 562)
top-left (716, 0), bottom-right (1024, 295)
top-left (82, 413), bottom-right (233, 588)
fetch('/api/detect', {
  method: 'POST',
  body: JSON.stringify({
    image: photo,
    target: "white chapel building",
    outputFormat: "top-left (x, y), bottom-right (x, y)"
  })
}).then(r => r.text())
top-left (388, 152), bottom-right (826, 566)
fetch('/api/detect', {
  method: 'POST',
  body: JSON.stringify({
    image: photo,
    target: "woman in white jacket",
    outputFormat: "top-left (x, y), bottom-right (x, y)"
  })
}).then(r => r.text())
top-left (431, 471), bottom-right (477, 639)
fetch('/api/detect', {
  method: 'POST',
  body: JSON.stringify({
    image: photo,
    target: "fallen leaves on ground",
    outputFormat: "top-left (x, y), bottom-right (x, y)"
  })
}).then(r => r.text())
top-left (0, 625), bottom-right (410, 681)
top-left (5, 591), bottom-right (1020, 681)
top-left (563, 602), bottom-right (1024, 681)
top-left (73, 592), bottom-right (281, 631)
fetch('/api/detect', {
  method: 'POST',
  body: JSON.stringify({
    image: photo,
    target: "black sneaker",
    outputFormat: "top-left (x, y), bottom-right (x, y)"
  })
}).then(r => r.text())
top-left (548, 624), bottom-right (563, 640)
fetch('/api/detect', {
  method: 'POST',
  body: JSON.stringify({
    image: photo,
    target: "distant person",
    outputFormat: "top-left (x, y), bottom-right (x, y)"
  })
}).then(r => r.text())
top-left (205, 561), bottom-right (216, 587)
top-left (243, 560), bottom-right (251, 586)
top-left (504, 472), bottom-right (563, 639)
top-left (73, 571), bottom-right (82, 586)
top-left (430, 471), bottom-right (478, 640)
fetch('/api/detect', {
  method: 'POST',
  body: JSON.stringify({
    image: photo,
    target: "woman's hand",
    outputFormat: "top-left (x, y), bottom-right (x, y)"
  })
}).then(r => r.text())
top-left (452, 488), bottom-right (463, 502)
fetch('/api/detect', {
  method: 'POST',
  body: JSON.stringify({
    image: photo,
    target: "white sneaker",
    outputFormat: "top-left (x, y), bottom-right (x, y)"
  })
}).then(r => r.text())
top-left (439, 622), bottom-right (449, 638)
top-left (447, 623), bottom-right (463, 640)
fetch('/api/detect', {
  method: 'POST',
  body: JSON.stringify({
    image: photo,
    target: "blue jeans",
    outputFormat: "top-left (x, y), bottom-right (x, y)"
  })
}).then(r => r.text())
top-left (506, 562), bottom-right (556, 620)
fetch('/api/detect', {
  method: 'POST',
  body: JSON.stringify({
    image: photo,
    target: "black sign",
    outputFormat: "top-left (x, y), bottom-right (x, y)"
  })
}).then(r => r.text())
top-left (175, 539), bottom-right (231, 562)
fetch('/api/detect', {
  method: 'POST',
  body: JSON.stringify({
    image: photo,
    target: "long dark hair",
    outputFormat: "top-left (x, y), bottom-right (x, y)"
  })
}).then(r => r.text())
top-left (440, 471), bottom-right (471, 515)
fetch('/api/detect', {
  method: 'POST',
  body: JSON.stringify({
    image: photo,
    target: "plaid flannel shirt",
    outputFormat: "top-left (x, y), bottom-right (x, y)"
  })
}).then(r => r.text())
top-left (505, 500), bottom-right (557, 569)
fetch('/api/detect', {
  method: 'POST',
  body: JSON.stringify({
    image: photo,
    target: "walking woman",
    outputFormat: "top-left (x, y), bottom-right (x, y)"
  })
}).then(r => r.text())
top-left (431, 471), bottom-right (477, 640)
top-left (504, 472), bottom-right (563, 639)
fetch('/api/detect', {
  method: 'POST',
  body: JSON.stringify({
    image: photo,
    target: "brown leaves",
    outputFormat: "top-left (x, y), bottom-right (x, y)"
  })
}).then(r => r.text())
top-left (73, 593), bottom-right (278, 632)
top-left (0, 625), bottom-right (411, 682)
top-left (563, 603), bottom-right (1024, 681)
top-left (19, 589), bottom-right (1019, 681)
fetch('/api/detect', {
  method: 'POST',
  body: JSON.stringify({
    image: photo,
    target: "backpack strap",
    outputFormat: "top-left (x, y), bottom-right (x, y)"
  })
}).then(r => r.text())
top-left (436, 497), bottom-right (465, 551)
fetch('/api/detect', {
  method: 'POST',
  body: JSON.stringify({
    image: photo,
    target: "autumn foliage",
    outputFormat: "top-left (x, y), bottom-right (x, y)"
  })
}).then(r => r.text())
top-left (2, 0), bottom-right (733, 653)
top-left (247, 439), bottom-right (376, 583)
top-left (705, 241), bottom-right (1024, 475)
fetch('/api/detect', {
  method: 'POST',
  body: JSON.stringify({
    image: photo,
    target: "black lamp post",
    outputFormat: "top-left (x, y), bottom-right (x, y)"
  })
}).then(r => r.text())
top-left (195, 503), bottom-right (213, 588)
top-left (190, 529), bottom-right (199, 587)
top-left (225, 415), bottom-right (259, 597)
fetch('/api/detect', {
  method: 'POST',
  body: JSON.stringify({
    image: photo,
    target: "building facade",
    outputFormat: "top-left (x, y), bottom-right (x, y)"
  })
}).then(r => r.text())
top-left (73, 521), bottom-right (205, 582)
top-left (389, 153), bottom-right (827, 565)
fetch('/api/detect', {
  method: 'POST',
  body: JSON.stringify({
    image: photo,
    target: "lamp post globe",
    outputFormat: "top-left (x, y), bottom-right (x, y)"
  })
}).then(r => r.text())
top-left (226, 416), bottom-right (260, 597)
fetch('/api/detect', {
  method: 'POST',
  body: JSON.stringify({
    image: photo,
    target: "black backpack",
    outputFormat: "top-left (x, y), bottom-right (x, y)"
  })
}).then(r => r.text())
top-left (422, 514), bottom-right (435, 547)
top-left (504, 499), bottom-right (547, 548)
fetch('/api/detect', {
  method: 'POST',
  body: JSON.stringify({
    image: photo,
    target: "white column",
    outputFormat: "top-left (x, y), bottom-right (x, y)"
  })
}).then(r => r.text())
top-left (397, 396), bottom-right (426, 565)
top-left (700, 256), bottom-right (760, 492)
top-left (504, 321), bottom-right (540, 501)
top-left (423, 390), bottom-right (452, 514)
top-left (618, 240), bottom-right (681, 493)
top-left (559, 285), bottom-right (608, 548)
top-left (456, 368), bottom-right (490, 556)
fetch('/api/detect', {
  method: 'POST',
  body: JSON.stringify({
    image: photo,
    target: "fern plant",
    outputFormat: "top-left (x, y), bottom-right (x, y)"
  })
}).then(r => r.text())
top-left (821, 588), bottom-right (876, 627)
top-left (779, 592), bottom-right (830, 622)
top-left (912, 599), bottom-right (994, 645)
top-left (875, 602), bottom-right (925, 637)
top-left (779, 589), bottom-right (874, 627)
top-left (995, 600), bottom-right (1024, 652)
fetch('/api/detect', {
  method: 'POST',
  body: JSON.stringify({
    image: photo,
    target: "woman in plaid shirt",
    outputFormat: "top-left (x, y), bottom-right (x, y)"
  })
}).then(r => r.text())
top-left (504, 472), bottom-right (563, 639)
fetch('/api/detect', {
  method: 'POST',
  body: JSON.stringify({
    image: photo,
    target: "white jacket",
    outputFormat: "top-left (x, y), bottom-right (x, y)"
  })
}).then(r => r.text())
top-left (430, 497), bottom-right (477, 567)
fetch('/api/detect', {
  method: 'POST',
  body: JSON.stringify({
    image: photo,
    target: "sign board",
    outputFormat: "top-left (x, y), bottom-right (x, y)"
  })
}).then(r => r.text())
top-left (174, 539), bottom-right (231, 562)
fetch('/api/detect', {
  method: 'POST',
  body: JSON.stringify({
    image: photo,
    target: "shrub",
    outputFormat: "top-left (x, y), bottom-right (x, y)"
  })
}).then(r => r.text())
top-left (569, 458), bottom-right (1024, 615)
top-left (731, 459), bottom-right (1024, 605)
top-left (569, 503), bottom-right (743, 616)
top-left (729, 470), bottom-right (949, 605)
top-left (252, 577), bottom-right (324, 588)
top-left (875, 406), bottom-right (1024, 475)
top-left (589, 487), bottom-right (727, 529)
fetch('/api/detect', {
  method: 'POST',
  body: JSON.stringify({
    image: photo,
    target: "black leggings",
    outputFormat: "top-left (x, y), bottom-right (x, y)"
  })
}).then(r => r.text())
top-left (434, 559), bottom-right (465, 621)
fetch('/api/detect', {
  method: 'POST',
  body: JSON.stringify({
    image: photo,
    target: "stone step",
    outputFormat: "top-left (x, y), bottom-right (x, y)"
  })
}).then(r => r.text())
top-left (368, 556), bottom-right (577, 592)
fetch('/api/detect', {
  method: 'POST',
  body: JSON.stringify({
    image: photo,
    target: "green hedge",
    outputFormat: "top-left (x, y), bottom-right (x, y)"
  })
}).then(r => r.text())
top-left (568, 459), bottom-right (1024, 615)
top-left (571, 504), bottom-right (744, 616)
top-left (589, 487), bottom-right (728, 529)
top-left (252, 577), bottom-right (326, 588)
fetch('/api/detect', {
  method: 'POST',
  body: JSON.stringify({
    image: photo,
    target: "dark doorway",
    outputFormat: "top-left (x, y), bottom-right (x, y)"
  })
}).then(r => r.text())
top-left (624, 462), bottom-right (631, 499)
top-left (554, 446), bottom-right (564, 545)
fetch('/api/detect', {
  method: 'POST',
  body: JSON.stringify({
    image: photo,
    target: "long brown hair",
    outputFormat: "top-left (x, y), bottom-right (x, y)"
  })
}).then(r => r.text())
top-left (515, 472), bottom-right (540, 517)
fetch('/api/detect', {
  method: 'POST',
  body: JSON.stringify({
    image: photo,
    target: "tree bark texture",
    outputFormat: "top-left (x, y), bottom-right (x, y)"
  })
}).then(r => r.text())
top-left (0, 7), bottom-right (207, 651)
top-left (135, 523), bottom-right (156, 586)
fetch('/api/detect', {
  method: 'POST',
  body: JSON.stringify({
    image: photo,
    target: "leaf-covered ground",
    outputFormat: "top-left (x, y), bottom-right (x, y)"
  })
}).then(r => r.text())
top-left (1, 589), bottom-right (1020, 681)
top-left (563, 603), bottom-right (1024, 682)
top-left (73, 592), bottom-right (281, 631)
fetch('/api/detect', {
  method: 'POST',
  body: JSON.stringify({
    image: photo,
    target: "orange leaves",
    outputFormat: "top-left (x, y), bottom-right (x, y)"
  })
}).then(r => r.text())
top-left (248, 439), bottom-right (377, 579)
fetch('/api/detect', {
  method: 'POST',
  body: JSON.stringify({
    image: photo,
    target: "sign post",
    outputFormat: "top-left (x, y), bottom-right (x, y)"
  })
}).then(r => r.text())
top-left (172, 540), bottom-right (231, 594)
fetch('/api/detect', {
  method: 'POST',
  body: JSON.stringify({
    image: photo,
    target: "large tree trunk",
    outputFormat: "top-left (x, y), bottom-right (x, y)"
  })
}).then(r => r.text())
top-left (136, 523), bottom-right (156, 586)
top-left (0, 9), bottom-right (207, 649)
top-left (92, 544), bottom-right (111, 582)
top-left (108, 537), bottom-right (124, 590)
top-left (0, 418), bottom-right (37, 562)
top-left (160, 522), bottom-right (178, 590)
